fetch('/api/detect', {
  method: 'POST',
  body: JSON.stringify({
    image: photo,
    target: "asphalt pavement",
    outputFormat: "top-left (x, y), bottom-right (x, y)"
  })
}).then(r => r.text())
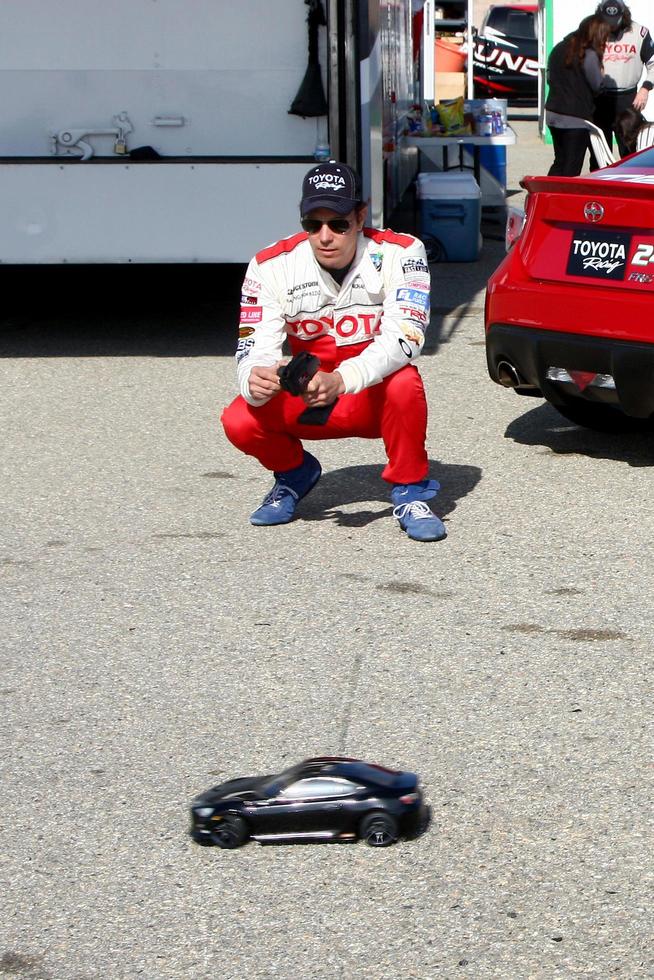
top-left (2, 121), bottom-right (654, 979)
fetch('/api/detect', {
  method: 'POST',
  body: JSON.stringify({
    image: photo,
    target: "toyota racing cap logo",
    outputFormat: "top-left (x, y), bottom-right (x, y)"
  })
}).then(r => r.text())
top-left (598, 0), bottom-right (625, 27)
top-left (300, 162), bottom-right (362, 216)
top-left (584, 201), bottom-right (605, 222)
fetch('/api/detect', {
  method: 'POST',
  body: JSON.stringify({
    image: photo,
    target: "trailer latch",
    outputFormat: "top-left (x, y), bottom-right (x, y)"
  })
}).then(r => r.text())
top-left (49, 112), bottom-right (134, 161)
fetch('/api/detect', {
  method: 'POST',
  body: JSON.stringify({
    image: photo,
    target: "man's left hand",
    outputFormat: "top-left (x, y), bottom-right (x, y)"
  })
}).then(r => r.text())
top-left (633, 87), bottom-right (649, 111)
top-left (303, 370), bottom-right (345, 406)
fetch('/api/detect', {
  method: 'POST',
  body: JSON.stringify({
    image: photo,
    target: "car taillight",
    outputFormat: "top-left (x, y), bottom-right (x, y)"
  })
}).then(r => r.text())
top-left (399, 792), bottom-right (419, 804)
top-left (505, 205), bottom-right (526, 251)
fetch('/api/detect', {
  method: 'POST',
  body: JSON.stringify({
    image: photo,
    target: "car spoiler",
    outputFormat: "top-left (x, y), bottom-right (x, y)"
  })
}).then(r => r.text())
top-left (521, 173), bottom-right (654, 201)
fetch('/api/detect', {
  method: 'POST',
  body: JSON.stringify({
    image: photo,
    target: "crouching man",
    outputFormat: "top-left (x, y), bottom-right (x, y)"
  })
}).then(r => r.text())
top-left (220, 162), bottom-right (446, 542)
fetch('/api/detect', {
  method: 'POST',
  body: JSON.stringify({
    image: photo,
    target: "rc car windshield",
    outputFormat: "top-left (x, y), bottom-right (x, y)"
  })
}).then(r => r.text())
top-left (261, 768), bottom-right (298, 797)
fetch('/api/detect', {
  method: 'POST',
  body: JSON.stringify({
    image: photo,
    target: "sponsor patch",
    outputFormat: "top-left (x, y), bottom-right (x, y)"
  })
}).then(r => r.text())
top-left (242, 276), bottom-right (261, 294)
top-left (240, 294), bottom-right (258, 305)
top-left (370, 251), bottom-right (383, 271)
top-left (286, 312), bottom-right (381, 338)
top-left (238, 325), bottom-right (255, 339)
top-left (399, 305), bottom-right (428, 323)
top-left (396, 288), bottom-right (430, 310)
top-left (401, 257), bottom-right (429, 276)
top-left (605, 42), bottom-right (638, 60)
top-left (240, 306), bottom-right (263, 323)
top-left (287, 280), bottom-right (320, 295)
top-left (400, 322), bottom-right (424, 344)
top-left (236, 338), bottom-right (255, 362)
top-left (403, 278), bottom-right (430, 289)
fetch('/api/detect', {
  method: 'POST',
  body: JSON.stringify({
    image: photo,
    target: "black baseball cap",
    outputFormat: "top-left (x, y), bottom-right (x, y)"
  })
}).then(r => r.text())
top-left (598, 0), bottom-right (625, 27)
top-left (300, 162), bottom-right (362, 216)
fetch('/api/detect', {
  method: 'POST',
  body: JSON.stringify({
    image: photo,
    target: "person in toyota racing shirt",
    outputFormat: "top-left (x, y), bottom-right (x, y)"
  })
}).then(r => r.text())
top-left (593, 0), bottom-right (654, 158)
top-left (220, 162), bottom-right (446, 542)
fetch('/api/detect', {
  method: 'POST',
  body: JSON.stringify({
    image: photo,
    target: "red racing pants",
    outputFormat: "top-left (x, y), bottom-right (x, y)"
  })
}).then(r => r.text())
top-left (221, 339), bottom-right (429, 485)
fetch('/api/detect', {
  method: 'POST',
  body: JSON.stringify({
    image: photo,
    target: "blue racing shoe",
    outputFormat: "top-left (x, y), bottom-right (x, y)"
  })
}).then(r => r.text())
top-left (391, 479), bottom-right (447, 542)
top-left (250, 451), bottom-right (322, 526)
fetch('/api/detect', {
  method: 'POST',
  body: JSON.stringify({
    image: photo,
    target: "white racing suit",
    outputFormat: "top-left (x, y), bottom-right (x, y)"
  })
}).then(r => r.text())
top-left (595, 21), bottom-right (654, 156)
top-left (222, 227), bottom-right (433, 484)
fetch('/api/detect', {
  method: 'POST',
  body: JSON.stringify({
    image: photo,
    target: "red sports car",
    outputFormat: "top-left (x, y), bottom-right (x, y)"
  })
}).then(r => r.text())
top-left (485, 146), bottom-right (654, 430)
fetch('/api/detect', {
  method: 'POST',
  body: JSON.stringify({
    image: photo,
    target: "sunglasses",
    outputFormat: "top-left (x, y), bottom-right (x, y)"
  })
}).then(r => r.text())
top-left (301, 216), bottom-right (354, 235)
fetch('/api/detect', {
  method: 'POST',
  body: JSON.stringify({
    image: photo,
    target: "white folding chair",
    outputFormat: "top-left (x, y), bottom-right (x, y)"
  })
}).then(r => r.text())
top-left (584, 120), bottom-right (616, 168)
top-left (636, 122), bottom-right (654, 151)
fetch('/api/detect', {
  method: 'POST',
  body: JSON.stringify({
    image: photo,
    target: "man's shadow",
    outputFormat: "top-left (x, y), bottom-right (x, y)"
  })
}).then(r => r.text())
top-left (299, 459), bottom-right (482, 528)
top-left (505, 401), bottom-right (654, 468)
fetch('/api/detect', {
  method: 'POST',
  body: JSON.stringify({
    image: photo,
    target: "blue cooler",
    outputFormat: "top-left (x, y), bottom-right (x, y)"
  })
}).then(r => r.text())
top-left (479, 144), bottom-right (507, 190)
top-left (461, 144), bottom-right (507, 206)
top-left (416, 172), bottom-right (481, 262)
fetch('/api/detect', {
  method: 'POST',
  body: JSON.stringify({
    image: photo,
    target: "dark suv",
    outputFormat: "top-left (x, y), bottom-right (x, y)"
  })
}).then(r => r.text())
top-left (472, 4), bottom-right (538, 106)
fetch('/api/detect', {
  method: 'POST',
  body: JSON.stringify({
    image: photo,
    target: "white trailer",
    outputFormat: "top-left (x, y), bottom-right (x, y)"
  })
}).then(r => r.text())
top-left (0, 0), bottom-right (423, 264)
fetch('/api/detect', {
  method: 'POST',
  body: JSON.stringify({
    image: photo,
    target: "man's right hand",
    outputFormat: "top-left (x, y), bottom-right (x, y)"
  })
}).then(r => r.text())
top-left (248, 364), bottom-right (282, 402)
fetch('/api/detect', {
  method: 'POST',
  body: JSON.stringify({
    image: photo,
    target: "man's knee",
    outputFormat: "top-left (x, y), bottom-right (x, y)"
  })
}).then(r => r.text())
top-left (384, 366), bottom-right (426, 407)
top-left (221, 397), bottom-right (258, 449)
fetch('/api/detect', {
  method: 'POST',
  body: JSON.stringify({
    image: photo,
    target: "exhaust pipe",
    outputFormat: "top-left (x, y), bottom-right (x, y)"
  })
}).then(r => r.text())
top-left (497, 360), bottom-right (522, 388)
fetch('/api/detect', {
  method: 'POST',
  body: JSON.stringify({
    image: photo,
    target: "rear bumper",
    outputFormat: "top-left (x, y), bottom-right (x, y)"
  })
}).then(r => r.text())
top-left (486, 324), bottom-right (654, 417)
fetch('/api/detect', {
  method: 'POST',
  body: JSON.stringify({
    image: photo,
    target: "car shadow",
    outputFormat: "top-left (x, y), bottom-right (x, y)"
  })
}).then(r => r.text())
top-left (299, 461), bottom-right (482, 528)
top-left (505, 400), bottom-right (654, 467)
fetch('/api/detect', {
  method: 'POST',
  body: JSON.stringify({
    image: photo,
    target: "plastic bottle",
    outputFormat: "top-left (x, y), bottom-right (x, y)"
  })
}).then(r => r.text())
top-left (314, 143), bottom-right (331, 162)
top-left (477, 110), bottom-right (493, 137)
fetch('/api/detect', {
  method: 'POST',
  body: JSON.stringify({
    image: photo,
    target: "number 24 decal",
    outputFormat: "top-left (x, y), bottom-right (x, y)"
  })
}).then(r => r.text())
top-left (632, 243), bottom-right (654, 266)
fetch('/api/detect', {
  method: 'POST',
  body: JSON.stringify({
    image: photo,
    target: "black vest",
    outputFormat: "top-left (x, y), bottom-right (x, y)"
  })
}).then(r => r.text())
top-left (545, 36), bottom-right (595, 120)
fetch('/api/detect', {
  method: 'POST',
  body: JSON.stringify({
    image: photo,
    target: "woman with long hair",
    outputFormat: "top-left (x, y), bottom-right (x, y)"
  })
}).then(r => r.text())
top-left (545, 15), bottom-right (612, 176)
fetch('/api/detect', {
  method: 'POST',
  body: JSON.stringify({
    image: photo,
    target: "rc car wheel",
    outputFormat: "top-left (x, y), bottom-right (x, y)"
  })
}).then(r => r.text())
top-left (359, 812), bottom-right (399, 847)
top-left (211, 814), bottom-right (248, 849)
top-left (549, 397), bottom-right (654, 433)
top-left (423, 236), bottom-right (445, 263)
top-left (191, 832), bottom-right (214, 847)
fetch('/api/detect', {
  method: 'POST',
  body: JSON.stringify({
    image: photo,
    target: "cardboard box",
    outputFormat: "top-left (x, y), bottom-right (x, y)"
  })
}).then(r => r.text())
top-left (435, 71), bottom-right (465, 102)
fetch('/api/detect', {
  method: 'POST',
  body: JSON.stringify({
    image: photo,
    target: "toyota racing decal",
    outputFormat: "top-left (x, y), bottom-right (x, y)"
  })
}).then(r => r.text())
top-left (567, 230), bottom-right (631, 280)
top-left (565, 230), bottom-right (654, 289)
top-left (242, 276), bottom-right (261, 294)
top-left (286, 312), bottom-right (382, 339)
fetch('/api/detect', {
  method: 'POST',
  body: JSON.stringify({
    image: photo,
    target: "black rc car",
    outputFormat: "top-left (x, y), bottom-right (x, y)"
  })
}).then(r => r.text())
top-left (190, 756), bottom-right (427, 848)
